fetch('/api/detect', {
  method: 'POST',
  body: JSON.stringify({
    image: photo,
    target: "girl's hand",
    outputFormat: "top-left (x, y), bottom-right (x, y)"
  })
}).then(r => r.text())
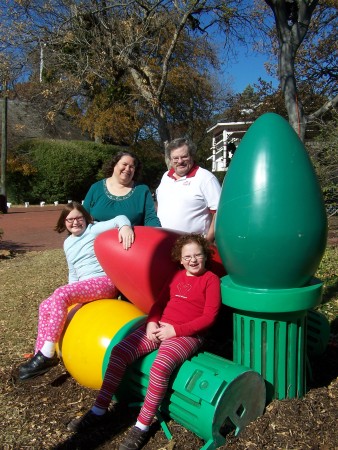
top-left (154, 322), bottom-right (176, 341)
top-left (118, 226), bottom-right (134, 250)
top-left (146, 321), bottom-right (160, 342)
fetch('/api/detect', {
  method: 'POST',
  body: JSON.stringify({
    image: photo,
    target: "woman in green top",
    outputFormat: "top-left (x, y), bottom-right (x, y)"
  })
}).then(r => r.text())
top-left (83, 151), bottom-right (161, 227)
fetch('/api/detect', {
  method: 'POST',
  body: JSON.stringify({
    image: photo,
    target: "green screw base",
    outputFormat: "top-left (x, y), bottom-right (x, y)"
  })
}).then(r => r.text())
top-left (221, 275), bottom-right (324, 402)
top-left (232, 310), bottom-right (307, 402)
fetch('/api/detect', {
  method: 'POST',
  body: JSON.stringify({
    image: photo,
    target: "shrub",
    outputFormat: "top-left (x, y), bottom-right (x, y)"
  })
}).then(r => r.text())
top-left (309, 114), bottom-right (338, 210)
top-left (6, 139), bottom-right (168, 204)
top-left (7, 140), bottom-right (122, 203)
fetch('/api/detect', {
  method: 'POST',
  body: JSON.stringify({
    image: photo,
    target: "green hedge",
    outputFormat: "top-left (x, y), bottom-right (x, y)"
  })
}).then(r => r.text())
top-left (7, 140), bottom-right (117, 203)
top-left (6, 139), bottom-right (166, 204)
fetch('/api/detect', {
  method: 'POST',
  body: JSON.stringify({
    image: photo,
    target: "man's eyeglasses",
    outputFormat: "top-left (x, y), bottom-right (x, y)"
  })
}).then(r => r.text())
top-left (171, 155), bottom-right (190, 163)
top-left (182, 253), bottom-right (205, 262)
top-left (66, 216), bottom-right (84, 224)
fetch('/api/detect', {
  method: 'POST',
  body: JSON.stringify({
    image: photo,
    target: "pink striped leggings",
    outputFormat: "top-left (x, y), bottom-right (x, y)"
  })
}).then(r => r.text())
top-left (94, 325), bottom-right (203, 426)
top-left (35, 276), bottom-right (117, 353)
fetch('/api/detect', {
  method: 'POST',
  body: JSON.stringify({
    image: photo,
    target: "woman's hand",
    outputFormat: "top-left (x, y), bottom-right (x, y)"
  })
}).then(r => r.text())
top-left (146, 321), bottom-right (160, 342)
top-left (153, 322), bottom-right (176, 341)
top-left (118, 226), bottom-right (134, 250)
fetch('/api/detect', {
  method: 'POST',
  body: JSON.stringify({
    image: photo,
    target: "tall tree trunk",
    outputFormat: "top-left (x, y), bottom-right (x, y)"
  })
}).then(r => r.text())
top-left (1, 83), bottom-right (8, 198)
top-left (129, 67), bottom-right (171, 149)
top-left (156, 111), bottom-right (171, 148)
top-left (279, 40), bottom-right (306, 141)
top-left (266, 0), bottom-right (319, 142)
top-left (155, 107), bottom-right (171, 168)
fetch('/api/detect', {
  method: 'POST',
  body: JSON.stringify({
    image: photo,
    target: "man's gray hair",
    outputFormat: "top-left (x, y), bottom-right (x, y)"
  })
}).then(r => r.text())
top-left (165, 138), bottom-right (197, 159)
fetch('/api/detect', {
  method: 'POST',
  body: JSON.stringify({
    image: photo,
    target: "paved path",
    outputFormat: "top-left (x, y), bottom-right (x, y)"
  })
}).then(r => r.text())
top-left (0, 205), bottom-right (67, 252)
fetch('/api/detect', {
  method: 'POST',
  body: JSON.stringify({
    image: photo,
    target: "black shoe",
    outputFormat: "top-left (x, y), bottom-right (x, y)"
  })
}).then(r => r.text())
top-left (67, 410), bottom-right (109, 432)
top-left (18, 351), bottom-right (59, 381)
top-left (119, 426), bottom-right (149, 450)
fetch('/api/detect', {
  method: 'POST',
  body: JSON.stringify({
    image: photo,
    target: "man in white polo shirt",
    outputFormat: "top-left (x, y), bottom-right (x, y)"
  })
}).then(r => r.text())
top-left (156, 138), bottom-right (221, 242)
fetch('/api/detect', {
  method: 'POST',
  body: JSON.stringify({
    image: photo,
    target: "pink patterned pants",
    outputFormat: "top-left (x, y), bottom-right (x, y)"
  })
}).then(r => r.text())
top-left (94, 325), bottom-right (203, 426)
top-left (35, 276), bottom-right (117, 353)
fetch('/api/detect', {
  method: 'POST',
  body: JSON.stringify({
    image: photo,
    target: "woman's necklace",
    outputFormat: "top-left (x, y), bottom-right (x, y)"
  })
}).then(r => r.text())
top-left (105, 178), bottom-right (134, 199)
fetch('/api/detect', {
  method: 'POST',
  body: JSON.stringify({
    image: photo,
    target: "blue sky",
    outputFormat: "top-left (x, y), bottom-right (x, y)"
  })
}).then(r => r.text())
top-left (221, 48), bottom-right (279, 93)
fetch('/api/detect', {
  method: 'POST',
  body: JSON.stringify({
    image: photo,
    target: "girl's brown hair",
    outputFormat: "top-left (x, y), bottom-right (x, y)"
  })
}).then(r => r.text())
top-left (171, 233), bottom-right (214, 263)
top-left (54, 201), bottom-right (93, 234)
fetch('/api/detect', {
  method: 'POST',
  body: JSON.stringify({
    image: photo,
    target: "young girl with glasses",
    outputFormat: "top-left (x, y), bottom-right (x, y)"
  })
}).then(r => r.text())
top-left (67, 233), bottom-right (221, 450)
top-left (18, 201), bottom-right (134, 381)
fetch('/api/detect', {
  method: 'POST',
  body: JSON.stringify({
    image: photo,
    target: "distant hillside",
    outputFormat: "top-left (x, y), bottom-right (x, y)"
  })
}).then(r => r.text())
top-left (0, 99), bottom-right (90, 150)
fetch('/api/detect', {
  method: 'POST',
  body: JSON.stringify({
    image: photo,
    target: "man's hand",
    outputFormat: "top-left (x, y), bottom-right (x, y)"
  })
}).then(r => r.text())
top-left (205, 212), bottom-right (216, 242)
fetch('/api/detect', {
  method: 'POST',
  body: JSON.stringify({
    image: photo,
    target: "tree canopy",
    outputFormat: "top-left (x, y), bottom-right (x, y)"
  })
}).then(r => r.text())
top-left (1, 0), bottom-right (253, 146)
top-left (260, 0), bottom-right (337, 140)
top-left (0, 0), bottom-right (337, 146)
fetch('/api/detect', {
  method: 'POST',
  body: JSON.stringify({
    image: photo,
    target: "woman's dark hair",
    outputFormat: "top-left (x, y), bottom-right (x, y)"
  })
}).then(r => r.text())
top-left (171, 233), bottom-right (214, 263)
top-left (54, 201), bottom-right (93, 234)
top-left (104, 151), bottom-right (142, 181)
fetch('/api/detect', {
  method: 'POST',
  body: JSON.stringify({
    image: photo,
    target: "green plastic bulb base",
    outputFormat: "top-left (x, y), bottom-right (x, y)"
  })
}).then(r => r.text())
top-left (221, 275), bottom-right (323, 313)
top-left (221, 275), bottom-right (324, 401)
top-left (232, 309), bottom-right (307, 402)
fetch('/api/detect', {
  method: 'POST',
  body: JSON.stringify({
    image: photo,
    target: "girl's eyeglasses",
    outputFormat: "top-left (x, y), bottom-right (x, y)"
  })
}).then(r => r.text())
top-left (65, 216), bottom-right (84, 224)
top-left (181, 253), bottom-right (204, 262)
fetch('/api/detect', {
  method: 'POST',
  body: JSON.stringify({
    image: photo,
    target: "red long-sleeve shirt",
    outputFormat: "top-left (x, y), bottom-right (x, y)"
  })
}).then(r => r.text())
top-left (147, 270), bottom-right (221, 337)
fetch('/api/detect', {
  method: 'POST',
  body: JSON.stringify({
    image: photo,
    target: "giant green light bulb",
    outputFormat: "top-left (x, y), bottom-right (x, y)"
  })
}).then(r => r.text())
top-left (215, 113), bottom-right (327, 290)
